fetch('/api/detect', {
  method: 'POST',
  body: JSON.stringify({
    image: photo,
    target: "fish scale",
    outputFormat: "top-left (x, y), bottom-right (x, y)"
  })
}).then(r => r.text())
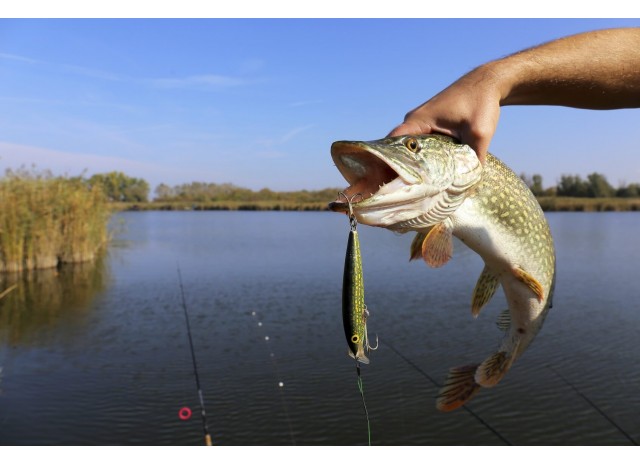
top-left (464, 155), bottom-right (555, 291)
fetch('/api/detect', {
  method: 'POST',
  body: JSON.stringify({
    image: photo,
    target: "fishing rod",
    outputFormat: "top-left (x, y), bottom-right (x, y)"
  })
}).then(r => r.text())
top-left (547, 365), bottom-right (638, 445)
top-left (177, 265), bottom-right (212, 446)
top-left (381, 338), bottom-right (513, 446)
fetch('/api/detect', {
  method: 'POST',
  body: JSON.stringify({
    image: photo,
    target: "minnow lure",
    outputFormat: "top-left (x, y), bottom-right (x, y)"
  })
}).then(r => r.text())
top-left (340, 192), bottom-right (377, 364)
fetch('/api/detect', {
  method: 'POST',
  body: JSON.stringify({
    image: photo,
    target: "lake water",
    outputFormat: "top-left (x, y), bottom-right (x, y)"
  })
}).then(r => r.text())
top-left (1, 211), bottom-right (639, 445)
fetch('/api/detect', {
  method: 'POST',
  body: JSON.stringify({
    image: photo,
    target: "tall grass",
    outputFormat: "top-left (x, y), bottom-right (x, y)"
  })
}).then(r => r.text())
top-left (0, 169), bottom-right (110, 273)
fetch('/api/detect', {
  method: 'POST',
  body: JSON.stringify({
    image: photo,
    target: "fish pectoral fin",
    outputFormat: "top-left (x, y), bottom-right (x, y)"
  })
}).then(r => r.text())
top-left (436, 365), bottom-right (481, 412)
top-left (421, 220), bottom-right (453, 268)
top-left (409, 231), bottom-right (430, 261)
top-left (474, 351), bottom-right (512, 387)
top-left (512, 266), bottom-right (545, 302)
top-left (496, 309), bottom-right (511, 332)
top-left (471, 265), bottom-right (500, 317)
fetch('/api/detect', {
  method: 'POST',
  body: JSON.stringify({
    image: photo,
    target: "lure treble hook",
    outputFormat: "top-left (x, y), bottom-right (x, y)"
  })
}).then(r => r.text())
top-left (338, 192), bottom-right (362, 231)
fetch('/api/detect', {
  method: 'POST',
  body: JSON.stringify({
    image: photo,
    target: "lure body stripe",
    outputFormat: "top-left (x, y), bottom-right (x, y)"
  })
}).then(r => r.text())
top-left (342, 227), bottom-right (369, 364)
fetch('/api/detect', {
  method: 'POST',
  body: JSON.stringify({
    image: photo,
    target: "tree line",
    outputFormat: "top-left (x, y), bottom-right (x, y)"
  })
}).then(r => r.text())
top-left (107, 172), bottom-right (640, 202)
top-left (153, 182), bottom-right (339, 204)
top-left (12, 169), bottom-right (635, 203)
top-left (520, 172), bottom-right (640, 198)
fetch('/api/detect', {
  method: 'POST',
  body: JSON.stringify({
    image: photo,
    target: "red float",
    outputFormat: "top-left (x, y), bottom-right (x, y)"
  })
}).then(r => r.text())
top-left (179, 407), bottom-right (192, 421)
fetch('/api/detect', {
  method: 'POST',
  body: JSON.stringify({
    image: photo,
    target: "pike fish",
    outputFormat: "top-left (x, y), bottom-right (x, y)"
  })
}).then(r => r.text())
top-left (329, 134), bottom-right (555, 411)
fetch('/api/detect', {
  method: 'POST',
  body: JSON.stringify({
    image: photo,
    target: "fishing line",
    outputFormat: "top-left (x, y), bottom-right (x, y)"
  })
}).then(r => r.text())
top-left (177, 265), bottom-right (212, 446)
top-left (250, 311), bottom-right (297, 445)
top-left (355, 362), bottom-right (372, 446)
top-left (547, 364), bottom-right (638, 445)
top-left (381, 338), bottom-right (512, 446)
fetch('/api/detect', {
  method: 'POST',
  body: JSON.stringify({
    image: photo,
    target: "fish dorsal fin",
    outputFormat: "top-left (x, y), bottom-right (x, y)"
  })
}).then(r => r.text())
top-left (409, 230), bottom-right (430, 261)
top-left (471, 265), bottom-right (500, 317)
top-left (496, 309), bottom-right (511, 332)
top-left (421, 219), bottom-right (453, 268)
top-left (512, 266), bottom-right (545, 302)
top-left (436, 365), bottom-right (481, 412)
top-left (474, 351), bottom-right (512, 387)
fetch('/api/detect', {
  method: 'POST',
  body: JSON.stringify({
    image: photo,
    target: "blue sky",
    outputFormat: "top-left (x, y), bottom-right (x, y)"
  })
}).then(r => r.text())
top-left (1, 18), bottom-right (639, 193)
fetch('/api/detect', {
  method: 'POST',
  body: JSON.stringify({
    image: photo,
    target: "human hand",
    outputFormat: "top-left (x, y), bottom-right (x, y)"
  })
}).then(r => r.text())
top-left (387, 66), bottom-right (503, 165)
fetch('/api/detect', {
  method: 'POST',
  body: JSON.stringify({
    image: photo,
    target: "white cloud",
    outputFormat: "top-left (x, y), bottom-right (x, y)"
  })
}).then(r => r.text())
top-left (0, 141), bottom-right (153, 176)
top-left (1, 50), bottom-right (261, 91)
top-left (280, 124), bottom-right (315, 143)
top-left (0, 52), bottom-right (39, 64)
top-left (255, 124), bottom-right (315, 150)
top-left (150, 74), bottom-right (258, 90)
top-left (0, 141), bottom-right (239, 190)
top-left (289, 99), bottom-right (323, 108)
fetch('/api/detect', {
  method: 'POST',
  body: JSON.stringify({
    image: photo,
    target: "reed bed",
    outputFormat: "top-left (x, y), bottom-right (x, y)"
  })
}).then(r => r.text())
top-left (0, 170), bottom-right (110, 273)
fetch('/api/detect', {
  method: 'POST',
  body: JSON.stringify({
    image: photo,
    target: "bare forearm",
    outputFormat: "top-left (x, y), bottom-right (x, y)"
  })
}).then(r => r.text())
top-left (491, 28), bottom-right (640, 109)
top-left (389, 27), bottom-right (640, 162)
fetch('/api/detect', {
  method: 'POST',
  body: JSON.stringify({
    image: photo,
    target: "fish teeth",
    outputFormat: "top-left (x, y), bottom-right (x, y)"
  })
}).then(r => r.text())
top-left (377, 177), bottom-right (405, 195)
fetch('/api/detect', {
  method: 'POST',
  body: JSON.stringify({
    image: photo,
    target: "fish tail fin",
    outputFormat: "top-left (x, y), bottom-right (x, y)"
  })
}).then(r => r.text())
top-left (474, 351), bottom-right (512, 387)
top-left (436, 365), bottom-right (481, 412)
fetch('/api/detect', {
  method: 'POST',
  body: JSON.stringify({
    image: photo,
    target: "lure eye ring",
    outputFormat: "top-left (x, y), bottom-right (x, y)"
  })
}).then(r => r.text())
top-left (351, 334), bottom-right (360, 343)
top-left (404, 137), bottom-right (420, 153)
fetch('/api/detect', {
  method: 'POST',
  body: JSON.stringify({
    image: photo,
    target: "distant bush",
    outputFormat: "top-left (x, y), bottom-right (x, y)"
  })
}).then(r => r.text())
top-left (616, 183), bottom-right (640, 198)
top-left (526, 172), bottom-right (639, 198)
top-left (88, 171), bottom-right (150, 202)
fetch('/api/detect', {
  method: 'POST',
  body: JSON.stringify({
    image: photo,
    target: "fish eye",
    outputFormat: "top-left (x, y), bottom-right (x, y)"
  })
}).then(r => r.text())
top-left (351, 334), bottom-right (360, 343)
top-left (404, 137), bottom-right (420, 153)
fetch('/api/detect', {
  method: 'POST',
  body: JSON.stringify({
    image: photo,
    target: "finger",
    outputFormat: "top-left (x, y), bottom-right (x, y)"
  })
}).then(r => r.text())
top-left (387, 120), bottom-right (432, 137)
top-left (459, 127), bottom-right (491, 166)
top-left (475, 148), bottom-right (487, 165)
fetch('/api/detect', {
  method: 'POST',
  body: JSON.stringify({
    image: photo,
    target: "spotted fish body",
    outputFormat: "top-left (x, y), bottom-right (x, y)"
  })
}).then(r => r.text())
top-left (342, 227), bottom-right (370, 364)
top-left (329, 134), bottom-right (556, 411)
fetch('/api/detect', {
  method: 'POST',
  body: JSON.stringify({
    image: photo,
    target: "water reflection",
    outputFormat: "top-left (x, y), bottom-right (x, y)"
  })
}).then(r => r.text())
top-left (0, 254), bottom-right (109, 346)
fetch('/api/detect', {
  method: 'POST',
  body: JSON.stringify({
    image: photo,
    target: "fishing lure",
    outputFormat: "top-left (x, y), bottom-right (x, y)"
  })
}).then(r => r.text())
top-left (340, 192), bottom-right (377, 364)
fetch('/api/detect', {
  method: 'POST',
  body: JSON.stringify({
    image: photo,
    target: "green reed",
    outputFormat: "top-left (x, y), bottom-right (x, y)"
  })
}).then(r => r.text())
top-left (0, 169), bottom-right (110, 273)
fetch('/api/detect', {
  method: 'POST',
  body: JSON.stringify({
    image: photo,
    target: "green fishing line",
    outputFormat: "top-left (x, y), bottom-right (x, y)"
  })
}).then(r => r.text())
top-left (356, 363), bottom-right (371, 446)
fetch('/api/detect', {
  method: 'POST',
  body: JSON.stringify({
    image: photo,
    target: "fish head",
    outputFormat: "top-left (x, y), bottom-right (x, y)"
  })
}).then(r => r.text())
top-left (329, 134), bottom-right (482, 231)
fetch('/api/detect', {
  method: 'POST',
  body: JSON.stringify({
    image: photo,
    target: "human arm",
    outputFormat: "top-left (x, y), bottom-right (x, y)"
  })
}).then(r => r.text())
top-left (388, 28), bottom-right (640, 163)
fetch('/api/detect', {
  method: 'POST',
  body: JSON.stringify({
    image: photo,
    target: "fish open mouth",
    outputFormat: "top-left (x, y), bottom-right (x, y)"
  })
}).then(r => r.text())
top-left (328, 141), bottom-right (407, 212)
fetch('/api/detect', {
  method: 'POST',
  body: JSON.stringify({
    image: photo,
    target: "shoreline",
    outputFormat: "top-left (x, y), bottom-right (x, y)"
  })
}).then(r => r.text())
top-left (111, 197), bottom-right (640, 213)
